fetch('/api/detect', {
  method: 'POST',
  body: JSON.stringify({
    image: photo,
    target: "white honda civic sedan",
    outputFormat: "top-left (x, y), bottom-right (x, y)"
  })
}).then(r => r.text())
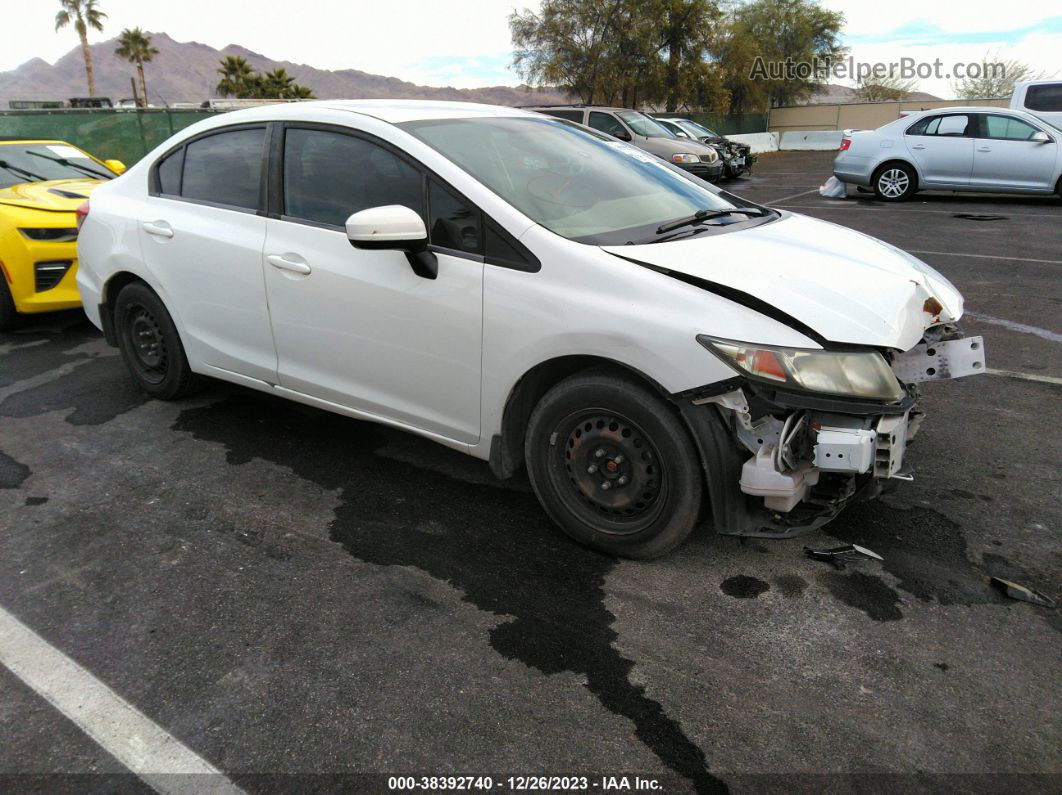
top-left (77, 100), bottom-right (985, 558)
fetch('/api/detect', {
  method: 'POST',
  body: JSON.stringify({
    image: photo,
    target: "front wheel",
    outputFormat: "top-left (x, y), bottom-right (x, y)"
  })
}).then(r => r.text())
top-left (114, 282), bottom-right (200, 399)
top-left (873, 163), bottom-right (917, 201)
top-left (524, 371), bottom-right (704, 559)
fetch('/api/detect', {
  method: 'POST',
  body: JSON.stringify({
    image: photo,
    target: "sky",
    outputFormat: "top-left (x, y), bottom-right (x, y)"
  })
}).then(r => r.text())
top-left (0, 0), bottom-right (1059, 98)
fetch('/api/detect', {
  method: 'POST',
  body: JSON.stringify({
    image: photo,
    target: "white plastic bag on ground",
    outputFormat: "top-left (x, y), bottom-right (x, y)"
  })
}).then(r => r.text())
top-left (818, 175), bottom-right (847, 199)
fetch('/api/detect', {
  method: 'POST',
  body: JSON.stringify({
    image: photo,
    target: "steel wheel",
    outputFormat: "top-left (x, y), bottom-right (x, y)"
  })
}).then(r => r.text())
top-left (550, 409), bottom-right (669, 535)
top-left (122, 303), bottom-right (169, 385)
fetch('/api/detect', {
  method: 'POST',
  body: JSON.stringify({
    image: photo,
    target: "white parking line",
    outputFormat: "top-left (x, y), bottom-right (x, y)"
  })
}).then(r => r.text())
top-left (987, 368), bottom-right (1062, 385)
top-left (0, 604), bottom-right (244, 795)
top-left (765, 188), bottom-right (821, 205)
top-left (908, 250), bottom-right (1062, 266)
top-left (965, 312), bottom-right (1062, 343)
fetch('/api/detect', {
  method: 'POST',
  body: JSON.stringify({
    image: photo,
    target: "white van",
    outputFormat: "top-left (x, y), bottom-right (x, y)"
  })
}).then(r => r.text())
top-left (1011, 80), bottom-right (1062, 129)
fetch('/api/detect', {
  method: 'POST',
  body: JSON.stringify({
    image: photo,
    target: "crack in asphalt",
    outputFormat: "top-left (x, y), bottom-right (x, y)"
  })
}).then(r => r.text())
top-left (172, 391), bottom-right (729, 794)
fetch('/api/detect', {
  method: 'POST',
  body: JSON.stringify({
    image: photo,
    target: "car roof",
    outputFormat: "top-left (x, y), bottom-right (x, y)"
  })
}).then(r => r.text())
top-left (207, 99), bottom-right (537, 125)
top-left (525, 106), bottom-right (643, 113)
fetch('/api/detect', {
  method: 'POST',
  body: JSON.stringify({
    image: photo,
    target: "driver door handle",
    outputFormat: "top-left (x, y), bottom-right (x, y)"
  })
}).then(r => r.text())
top-left (142, 220), bottom-right (173, 238)
top-left (267, 253), bottom-right (311, 275)
top-left (977, 146), bottom-right (992, 152)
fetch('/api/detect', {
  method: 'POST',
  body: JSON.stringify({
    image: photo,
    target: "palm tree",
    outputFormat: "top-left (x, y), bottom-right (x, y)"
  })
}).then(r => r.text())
top-left (216, 55), bottom-right (254, 98)
top-left (261, 68), bottom-right (295, 99)
top-left (290, 84), bottom-right (316, 100)
top-left (55, 0), bottom-right (107, 97)
top-left (115, 28), bottom-right (158, 107)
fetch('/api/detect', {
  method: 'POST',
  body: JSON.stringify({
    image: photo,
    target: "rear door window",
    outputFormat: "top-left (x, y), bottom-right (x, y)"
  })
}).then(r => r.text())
top-left (180, 127), bottom-right (265, 210)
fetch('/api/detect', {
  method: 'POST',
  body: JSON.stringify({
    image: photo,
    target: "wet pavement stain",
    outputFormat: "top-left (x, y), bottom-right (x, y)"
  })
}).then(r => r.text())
top-left (818, 570), bottom-right (903, 622)
top-left (0, 317), bottom-right (99, 389)
top-left (0, 355), bottom-right (149, 425)
top-left (173, 391), bottom-right (728, 794)
top-left (0, 451), bottom-right (30, 489)
top-left (773, 574), bottom-right (807, 598)
top-left (24, 496), bottom-right (48, 506)
top-left (720, 576), bottom-right (769, 599)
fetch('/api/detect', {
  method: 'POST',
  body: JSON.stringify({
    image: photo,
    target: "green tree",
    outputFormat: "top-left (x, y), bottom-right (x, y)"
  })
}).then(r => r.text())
top-left (952, 53), bottom-right (1046, 99)
top-left (216, 55), bottom-right (255, 98)
top-left (714, 0), bottom-right (846, 113)
top-left (114, 28), bottom-right (158, 107)
top-left (55, 0), bottom-right (107, 97)
top-left (509, 0), bottom-right (724, 110)
top-left (289, 84), bottom-right (316, 100)
top-left (856, 72), bottom-right (919, 102)
top-left (261, 68), bottom-right (295, 98)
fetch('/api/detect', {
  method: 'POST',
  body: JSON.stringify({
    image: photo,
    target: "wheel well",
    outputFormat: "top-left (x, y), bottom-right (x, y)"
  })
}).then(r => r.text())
top-left (99, 271), bottom-right (148, 345)
top-left (488, 355), bottom-right (672, 479)
top-left (873, 159), bottom-right (920, 189)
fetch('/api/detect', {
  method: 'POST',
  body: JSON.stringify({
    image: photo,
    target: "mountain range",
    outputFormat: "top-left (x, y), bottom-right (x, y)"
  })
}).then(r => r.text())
top-left (0, 32), bottom-right (571, 107)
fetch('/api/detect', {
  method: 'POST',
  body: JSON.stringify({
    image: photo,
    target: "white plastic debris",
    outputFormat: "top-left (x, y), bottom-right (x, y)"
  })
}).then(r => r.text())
top-left (819, 176), bottom-right (847, 199)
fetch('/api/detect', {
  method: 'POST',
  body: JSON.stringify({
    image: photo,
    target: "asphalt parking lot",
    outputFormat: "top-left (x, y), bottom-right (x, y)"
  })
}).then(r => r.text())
top-left (1, 150), bottom-right (1059, 793)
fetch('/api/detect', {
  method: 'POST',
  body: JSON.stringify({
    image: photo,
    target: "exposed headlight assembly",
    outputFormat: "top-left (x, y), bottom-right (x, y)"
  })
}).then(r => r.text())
top-left (671, 153), bottom-right (701, 164)
top-left (697, 336), bottom-right (904, 402)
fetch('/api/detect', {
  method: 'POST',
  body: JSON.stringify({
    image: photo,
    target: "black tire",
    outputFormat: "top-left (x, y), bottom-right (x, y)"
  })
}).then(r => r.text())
top-left (0, 273), bottom-right (19, 332)
top-left (872, 162), bottom-right (917, 201)
top-left (113, 282), bottom-right (200, 399)
top-left (524, 371), bottom-right (703, 559)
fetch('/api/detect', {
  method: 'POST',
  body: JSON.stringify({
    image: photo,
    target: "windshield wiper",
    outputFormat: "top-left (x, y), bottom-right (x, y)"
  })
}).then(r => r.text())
top-left (25, 150), bottom-right (114, 181)
top-left (655, 207), bottom-right (768, 235)
top-left (0, 160), bottom-right (47, 183)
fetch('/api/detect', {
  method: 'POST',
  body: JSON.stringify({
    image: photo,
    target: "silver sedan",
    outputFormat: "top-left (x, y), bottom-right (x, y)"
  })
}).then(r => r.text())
top-left (833, 106), bottom-right (1062, 201)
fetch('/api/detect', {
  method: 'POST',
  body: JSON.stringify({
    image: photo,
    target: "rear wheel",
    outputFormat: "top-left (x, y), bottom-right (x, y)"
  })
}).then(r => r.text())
top-left (0, 273), bottom-right (19, 332)
top-left (873, 162), bottom-right (917, 201)
top-left (114, 282), bottom-right (200, 399)
top-left (525, 371), bottom-right (703, 559)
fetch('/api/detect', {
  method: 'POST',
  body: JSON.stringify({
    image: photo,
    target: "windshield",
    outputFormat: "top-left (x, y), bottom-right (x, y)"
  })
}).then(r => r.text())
top-left (676, 119), bottom-right (719, 138)
top-left (616, 112), bottom-right (673, 138)
top-left (0, 143), bottom-right (113, 189)
top-left (400, 116), bottom-right (756, 245)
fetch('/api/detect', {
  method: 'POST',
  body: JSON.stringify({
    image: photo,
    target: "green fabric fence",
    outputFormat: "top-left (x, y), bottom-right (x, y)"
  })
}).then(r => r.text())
top-left (0, 109), bottom-right (222, 167)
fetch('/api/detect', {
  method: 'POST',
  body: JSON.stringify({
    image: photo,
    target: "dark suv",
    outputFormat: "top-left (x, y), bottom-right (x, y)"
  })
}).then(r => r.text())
top-left (525, 105), bottom-right (725, 182)
top-left (653, 117), bottom-right (756, 179)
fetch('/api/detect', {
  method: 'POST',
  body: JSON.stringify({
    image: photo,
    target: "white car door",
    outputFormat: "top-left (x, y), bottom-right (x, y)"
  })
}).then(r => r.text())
top-left (904, 114), bottom-right (975, 185)
top-left (262, 125), bottom-right (484, 444)
top-left (970, 113), bottom-right (1058, 190)
top-left (139, 125), bottom-right (276, 383)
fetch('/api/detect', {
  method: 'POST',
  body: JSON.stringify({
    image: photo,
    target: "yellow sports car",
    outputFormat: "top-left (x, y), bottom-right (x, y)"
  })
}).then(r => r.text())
top-left (0, 139), bottom-right (125, 330)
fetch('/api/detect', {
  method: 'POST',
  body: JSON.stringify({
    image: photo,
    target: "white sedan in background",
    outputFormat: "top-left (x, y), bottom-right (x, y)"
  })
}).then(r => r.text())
top-left (77, 100), bottom-right (985, 558)
top-left (833, 106), bottom-right (1062, 201)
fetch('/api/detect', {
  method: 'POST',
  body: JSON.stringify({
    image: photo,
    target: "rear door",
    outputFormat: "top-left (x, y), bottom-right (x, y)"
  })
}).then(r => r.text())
top-left (139, 125), bottom-right (276, 382)
top-left (970, 113), bottom-right (1057, 190)
top-left (903, 113), bottom-right (975, 185)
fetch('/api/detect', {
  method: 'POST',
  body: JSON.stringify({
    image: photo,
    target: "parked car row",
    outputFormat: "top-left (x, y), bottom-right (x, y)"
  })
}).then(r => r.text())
top-left (525, 105), bottom-right (754, 183)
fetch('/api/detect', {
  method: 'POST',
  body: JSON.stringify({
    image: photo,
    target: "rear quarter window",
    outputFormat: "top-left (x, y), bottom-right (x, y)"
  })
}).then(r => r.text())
top-left (179, 127), bottom-right (265, 210)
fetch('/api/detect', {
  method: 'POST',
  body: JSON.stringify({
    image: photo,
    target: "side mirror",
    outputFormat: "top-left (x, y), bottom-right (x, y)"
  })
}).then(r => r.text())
top-left (345, 205), bottom-right (437, 279)
top-left (615, 130), bottom-right (632, 142)
top-left (104, 159), bottom-right (127, 175)
top-left (1031, 131), bottom-right (1052, 144)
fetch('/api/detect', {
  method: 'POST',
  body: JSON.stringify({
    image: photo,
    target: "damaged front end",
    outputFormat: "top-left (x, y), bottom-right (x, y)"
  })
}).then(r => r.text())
top-left (678, 326), bottom-right (986, 538)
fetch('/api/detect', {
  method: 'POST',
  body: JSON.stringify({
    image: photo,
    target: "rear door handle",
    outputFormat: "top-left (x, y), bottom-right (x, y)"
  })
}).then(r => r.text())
top-left (266, 253), bottom-right (311, 275)
top-left (977, 146), bottom-right (992, 152)
top-left (911, 144), bottom-right (926, 150)
top-left (142, 220), bottom-right (173, 238)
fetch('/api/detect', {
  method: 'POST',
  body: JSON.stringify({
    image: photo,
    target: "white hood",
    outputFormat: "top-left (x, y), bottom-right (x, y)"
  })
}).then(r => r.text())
top-left (603, 213), bottom-right (963, 351)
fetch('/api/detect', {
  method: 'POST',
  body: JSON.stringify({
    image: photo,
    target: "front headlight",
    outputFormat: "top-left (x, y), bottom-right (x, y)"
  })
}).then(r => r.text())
top-left (697, 336), bottom-right (904, 402)
top-left (671, 153), bottom-right (700, 164)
